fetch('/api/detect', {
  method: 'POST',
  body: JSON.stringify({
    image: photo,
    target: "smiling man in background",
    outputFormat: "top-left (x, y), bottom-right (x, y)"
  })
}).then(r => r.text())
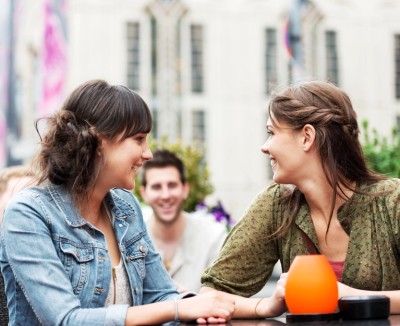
top-left (140, 149), bottom-right (227, 293)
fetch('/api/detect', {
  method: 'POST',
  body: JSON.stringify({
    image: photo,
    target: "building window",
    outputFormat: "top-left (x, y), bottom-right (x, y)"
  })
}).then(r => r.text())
top-left (265, 28), bottom-right (277, 94)
top-left (325, 30), bottom-right (339, 85)
top-left (192, 110), bottom-right (205, 142)
top-left (127, 22), bottom-right (140, 90)
top-left (151, 16), bottom-right (158, 95)
top-left (191, 24), bottom-right (204, 93)
top-left (288, 61), bottom-right (293, 86)
top-left (152, 108), bottom-right (158, 140)
top-left (395, 35), bottom-right (400, 99)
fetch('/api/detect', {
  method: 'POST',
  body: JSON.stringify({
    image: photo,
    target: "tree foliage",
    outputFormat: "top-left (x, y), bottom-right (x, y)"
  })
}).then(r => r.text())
top-left (134, 137), bottom-right (214, 212)
top-left (361, 120), bottom-right (400, 178)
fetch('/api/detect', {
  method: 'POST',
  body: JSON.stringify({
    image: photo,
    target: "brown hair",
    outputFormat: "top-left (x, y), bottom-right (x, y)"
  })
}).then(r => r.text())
top-left (33, 79), bottom-right (152, 201)
top-left (268, 80), bottom-right (385, 238)
top-left (141, 149), bottom-right (186, 187)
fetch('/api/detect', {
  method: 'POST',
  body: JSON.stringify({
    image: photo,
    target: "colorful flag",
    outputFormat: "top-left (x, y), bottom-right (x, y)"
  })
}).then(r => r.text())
top-left (283, 17), bottom-right (293, 59)
top-left (39, 0), bottom-right (68, 117)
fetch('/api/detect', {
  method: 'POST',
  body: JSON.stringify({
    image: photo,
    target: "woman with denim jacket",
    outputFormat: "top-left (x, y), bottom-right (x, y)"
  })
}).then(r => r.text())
top-left (0, 79), bottom-right (234, 325)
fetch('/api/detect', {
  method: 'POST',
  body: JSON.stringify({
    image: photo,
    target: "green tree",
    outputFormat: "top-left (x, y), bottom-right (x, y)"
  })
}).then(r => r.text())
top-left (361, 120), bottom-right (400, 177)
top-left (134, 137), bottom-right (214, 212)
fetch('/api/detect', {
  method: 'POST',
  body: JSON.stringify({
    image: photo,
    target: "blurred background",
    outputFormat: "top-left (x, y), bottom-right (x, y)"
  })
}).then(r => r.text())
top-left (1, 0), bottom-right (400, 222)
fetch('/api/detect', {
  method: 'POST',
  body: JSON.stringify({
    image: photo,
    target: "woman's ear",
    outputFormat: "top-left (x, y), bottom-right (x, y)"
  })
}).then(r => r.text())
top-left (302, 124), bottom-right (316, 152)
top-left (98, 136), bottom-right (107, 155)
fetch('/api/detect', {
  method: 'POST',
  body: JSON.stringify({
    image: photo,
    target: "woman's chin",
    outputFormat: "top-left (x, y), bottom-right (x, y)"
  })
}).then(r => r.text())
top-left (273, 174), bottom-right (289, 185)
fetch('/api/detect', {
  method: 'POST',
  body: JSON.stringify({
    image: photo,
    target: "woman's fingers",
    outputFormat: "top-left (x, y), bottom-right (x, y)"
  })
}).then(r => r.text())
top-left (205, 316), bottom-right (228, 324)
top-left (196, 317), bottom-right (207, 324)
top-left (188, 290), bottom-right (235, 321)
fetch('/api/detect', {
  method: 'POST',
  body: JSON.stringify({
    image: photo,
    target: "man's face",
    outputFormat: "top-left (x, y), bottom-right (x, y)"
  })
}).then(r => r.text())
top-left (140, 166), bottom-right (189, 225)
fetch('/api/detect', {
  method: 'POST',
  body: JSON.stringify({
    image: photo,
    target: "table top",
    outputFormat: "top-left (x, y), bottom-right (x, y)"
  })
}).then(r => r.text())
top-left (228, 316), bottom-right (393, 325)
top-left (175, 314), bottom-right (400, 325)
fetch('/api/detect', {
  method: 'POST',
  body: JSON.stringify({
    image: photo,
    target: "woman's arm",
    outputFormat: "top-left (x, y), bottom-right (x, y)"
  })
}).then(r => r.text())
top-left (339, 283), bottom-right (400, 314)
top-left (1, 193), bottom-right (235, 325)
top-left (199, 274), bottom-right (287, 320)
top-left (125, 290), bottom-right (235, 325)
top-left (199, 287), bottom-right (269, 319)
top-left (201, 186), bottom-right (281, 298)
top-left (1, 196), bottom-right (115, 325)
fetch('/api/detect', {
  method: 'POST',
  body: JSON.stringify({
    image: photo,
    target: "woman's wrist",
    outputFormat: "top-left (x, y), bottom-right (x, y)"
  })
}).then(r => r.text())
top-left (173, 298), bottom-right (179, 321)
top-left (256, 295), bottom-right (287, 318)
top-left (254, 297), bottom-right (265, 317)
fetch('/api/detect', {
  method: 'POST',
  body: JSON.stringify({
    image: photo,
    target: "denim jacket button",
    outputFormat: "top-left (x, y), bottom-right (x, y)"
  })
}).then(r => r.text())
top-left (94, 287), bottom-right (105, 293)
top-left (139, 245), bottom-right (146, 252)
top-left (118, 224), bottom-right (123, 227)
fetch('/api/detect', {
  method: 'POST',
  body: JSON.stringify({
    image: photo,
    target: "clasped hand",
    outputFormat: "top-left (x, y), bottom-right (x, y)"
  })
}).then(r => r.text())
top-left (182, 290), bottom-right (235, 324)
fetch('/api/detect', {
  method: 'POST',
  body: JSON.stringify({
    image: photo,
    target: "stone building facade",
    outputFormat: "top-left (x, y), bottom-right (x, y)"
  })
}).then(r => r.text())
top-left (5, 0), bottom-right (400, 218)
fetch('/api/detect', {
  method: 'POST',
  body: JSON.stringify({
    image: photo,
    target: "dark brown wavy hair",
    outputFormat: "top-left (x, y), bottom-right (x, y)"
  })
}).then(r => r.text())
top-left (268, 80), bottom-right (386, 238)
top-left (33, 79), bottom-right (152, 201)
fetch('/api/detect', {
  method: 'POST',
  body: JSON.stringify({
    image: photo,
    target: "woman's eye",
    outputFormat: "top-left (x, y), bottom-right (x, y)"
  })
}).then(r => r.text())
top-left (132, 137), bottom-right (143, 145)
top-left (133, 135), bottom-right (146, 143)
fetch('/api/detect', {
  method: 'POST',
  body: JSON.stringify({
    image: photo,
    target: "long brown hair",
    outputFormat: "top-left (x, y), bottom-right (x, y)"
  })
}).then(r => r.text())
top-left (268, 80), bottom-right (386, 238)
top-left (33, 79), bottom-right (152, 202)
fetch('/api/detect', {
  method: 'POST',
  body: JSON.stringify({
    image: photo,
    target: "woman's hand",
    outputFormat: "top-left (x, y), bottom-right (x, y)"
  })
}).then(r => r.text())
top-left (338, 282), bottom-right (400, 314)
top-left (178, 290), bottom-right (235, 324)
top-left (256, 273), bottom-right (288, 318)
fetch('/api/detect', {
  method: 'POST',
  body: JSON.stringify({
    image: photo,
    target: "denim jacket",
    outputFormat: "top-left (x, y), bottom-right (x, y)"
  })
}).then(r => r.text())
top-left (0, 183), bottom-right (179, 325)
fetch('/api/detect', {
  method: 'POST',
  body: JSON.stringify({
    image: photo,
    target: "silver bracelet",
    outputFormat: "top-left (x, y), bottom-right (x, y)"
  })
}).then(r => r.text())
top-left (174, 298), bottom-right (179, 321)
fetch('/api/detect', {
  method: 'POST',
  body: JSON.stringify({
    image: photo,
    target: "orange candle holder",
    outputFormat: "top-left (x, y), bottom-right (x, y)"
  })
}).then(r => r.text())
top-left (286, 254), bottom-right (338, 315)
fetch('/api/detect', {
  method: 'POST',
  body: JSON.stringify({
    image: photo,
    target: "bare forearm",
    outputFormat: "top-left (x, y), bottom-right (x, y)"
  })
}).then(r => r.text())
top-left (125, 300), bottom-right (176, 325)
top-left (125, 290), bottom-right (236, 325)
top-left (200, 286), bottom-right (285, 319)
top-left (340, 284), bottom-right (400, 314)
top-left (232, 296), bottom-right (270, 318)
top-left (375, 291), bottom-right (400, 314)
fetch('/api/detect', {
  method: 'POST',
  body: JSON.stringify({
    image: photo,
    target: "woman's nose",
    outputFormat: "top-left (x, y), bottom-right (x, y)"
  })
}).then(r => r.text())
top-left (261, 142), bottom-right (270, 154)
top-left (142, 147), bottom-right (153, 161)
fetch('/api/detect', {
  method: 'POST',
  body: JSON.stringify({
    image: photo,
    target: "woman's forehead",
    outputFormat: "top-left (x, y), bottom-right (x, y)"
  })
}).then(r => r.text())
top-left (267, 115), bottom-right (287, 129)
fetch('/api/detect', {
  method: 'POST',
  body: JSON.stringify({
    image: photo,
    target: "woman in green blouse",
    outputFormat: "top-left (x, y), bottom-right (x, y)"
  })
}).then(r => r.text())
top-left (199, 80), bottom-right (400, 319)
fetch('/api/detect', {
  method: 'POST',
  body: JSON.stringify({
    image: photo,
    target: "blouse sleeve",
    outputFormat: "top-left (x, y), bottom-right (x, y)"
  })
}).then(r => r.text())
top-left (201, 183), bottom-right (283, 297)
top-left (389, 179), bottom-right (400, 249)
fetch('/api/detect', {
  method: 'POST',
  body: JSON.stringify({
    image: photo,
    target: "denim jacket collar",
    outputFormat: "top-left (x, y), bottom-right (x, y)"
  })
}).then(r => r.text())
top-left (48, 184), bottom-right (129, 228)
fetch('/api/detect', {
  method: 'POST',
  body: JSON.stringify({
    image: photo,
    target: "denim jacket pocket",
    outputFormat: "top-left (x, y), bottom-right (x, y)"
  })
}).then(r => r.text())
top-left (59, 240), bottom-right (94, 295)
top-left (125, 240), bottom-right (148, 280)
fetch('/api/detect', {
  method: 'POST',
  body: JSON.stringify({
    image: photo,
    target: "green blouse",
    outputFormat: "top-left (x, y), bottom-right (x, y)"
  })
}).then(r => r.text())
top-left (201, 178), bottom-right (400, 297)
